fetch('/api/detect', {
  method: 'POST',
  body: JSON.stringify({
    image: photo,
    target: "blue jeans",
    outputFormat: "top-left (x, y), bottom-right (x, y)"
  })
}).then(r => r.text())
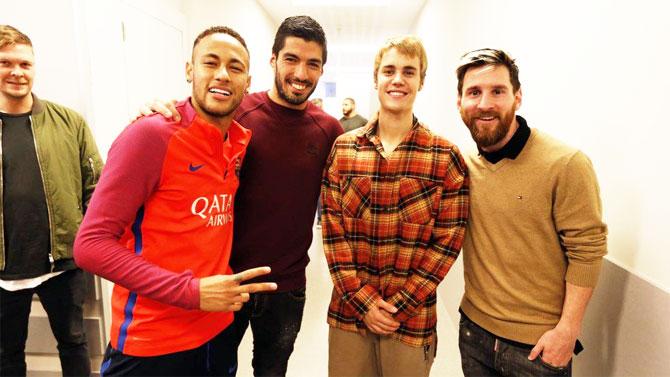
top-left (216, 288), bottom-right (306, 377)
top-left (0, 269), bottom-right (90, 376)
top-left (459, 313), bottom-right (572, 377)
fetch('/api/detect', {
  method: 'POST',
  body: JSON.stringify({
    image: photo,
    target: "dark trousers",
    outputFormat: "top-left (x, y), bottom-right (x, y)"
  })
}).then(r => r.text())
top-left (459, 313), bottom-right (572, 377)
top-left (99, 324), bottom-right (237, 376)
top-left (216, 288), bottom-right (306, 377)
top-left (0, 269), bottom-right (90, 376)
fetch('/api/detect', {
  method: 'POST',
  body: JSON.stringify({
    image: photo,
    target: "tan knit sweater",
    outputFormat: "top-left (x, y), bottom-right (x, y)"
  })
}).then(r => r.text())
top-left (461, 129), bottom-right (607, 345)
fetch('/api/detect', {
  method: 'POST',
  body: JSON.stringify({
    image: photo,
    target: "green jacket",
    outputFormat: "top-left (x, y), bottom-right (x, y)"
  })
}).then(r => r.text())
top-left (0, 95), bottom-right (103, 272)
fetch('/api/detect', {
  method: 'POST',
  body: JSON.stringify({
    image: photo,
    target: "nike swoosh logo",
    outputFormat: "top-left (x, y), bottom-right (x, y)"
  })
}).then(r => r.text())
top-left (188, 163), bottom-right (204, 172)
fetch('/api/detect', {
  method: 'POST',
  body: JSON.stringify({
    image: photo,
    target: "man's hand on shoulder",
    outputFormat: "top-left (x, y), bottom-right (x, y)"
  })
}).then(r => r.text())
top-left (133, 99), bottom-right (180, 122)
top-left (199, 266), bottom-right (277, 312)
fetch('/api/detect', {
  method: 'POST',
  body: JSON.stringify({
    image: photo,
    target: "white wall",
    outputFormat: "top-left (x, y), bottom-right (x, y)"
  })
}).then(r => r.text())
top-left (77, 0), bottom-right (187, 159)
top-left (1, 0), bottom-right (83, 111)
top-left (182, 0), bottom-right (277, 94)
top-left (315, 67), bottom-right (377, 121)
top-left (2, 0), bottom-right (187, 157)
top-left (317, 42), bottom-right (380, 121)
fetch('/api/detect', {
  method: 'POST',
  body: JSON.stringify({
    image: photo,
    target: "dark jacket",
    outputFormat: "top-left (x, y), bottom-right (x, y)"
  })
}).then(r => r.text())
top-left (0, 94), bottom-right (103, 273)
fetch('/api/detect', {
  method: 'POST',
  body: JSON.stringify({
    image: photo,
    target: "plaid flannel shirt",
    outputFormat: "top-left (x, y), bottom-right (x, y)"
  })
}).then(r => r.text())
top-left (321, 118), bottom-right (469, 347)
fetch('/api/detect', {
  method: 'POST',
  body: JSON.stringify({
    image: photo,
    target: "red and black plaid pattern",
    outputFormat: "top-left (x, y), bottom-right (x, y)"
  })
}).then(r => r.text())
top-left (321, 119), bottom-right (470, 347)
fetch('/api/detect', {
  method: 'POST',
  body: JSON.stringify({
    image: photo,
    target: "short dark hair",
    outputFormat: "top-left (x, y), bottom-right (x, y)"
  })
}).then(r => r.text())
top-left (272, 16), bottom-right (327, 64)
top-left (343, 97), bottom-right (355, 105)
top-left (192, 26), bottom-right (249, 56)
top-left (456, 48), bottom-right (520, 96)
top-left (0, 25), bottom-right (32, 50)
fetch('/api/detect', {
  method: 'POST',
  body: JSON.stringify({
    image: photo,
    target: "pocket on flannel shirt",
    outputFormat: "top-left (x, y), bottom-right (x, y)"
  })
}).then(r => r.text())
top-left (341, 176), bottom-right (372, 219)
top-left (398, 178), bottom-right (440, 225)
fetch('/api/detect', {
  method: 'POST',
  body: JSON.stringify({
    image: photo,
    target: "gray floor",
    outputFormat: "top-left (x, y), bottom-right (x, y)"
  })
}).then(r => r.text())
top-left (236, 225), bottom-right (464, 377)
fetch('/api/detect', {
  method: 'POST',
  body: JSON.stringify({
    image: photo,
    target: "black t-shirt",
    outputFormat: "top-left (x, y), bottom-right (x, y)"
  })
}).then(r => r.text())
top-left (1, 111), bottom-right (51, 279)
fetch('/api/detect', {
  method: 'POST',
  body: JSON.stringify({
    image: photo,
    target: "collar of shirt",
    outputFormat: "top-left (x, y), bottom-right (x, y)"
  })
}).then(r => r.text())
top-left (356, 114), bottom-right (420, 139)
top-left (356, 115), bottom-right (421, 158)
top-left (0, 110), bottom-right (32, 118)
top-left (479, 115), bottom-right (530, 164)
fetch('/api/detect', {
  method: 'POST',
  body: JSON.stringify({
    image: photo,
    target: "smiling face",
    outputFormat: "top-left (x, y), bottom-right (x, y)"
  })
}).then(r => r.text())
top-left (186, 32), bottom-right (250, 126)
top-left (270, 36), bottom-right (324, 110)
top-left (375, 47), bottom-right (422, 116)
top-left (457, 64), bottom-right (521, 151)
top-left (0, 43), bottom-right (35, 110)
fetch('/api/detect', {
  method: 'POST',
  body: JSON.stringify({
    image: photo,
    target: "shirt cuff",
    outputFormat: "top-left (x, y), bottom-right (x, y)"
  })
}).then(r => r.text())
top-left (346, 284), bottom-right (381, 320)
top-left (565, 259), bottom-right (603, 288)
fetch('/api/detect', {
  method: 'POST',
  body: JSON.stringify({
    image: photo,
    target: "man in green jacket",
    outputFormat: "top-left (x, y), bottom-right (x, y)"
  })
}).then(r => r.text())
top-left (0, 25), bottom-right (102, 376)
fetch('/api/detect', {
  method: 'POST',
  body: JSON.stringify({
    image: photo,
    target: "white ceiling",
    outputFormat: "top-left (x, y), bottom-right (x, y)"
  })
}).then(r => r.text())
top-left (255, 0), bottom-right (427, 70)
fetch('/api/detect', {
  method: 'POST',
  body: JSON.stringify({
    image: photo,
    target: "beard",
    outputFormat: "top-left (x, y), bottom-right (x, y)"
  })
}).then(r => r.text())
top-left (462, 108), bottom-right (516, 148)
top-left (274, 70), bottom-right (316, 106)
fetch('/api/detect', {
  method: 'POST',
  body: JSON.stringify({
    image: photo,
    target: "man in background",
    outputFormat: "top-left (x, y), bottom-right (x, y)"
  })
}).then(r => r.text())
top-left (455, 48), bottom-right (607, 376)
top-left (310, 97), bottom-right (323, 109)
top-left (0, 25), bottom-right (102, 376)
top-left (339, 97), bottom-right (367, 132)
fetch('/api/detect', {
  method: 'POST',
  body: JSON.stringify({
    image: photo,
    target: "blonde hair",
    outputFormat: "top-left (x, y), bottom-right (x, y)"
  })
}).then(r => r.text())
top-left (373, 35), bottom-right (427, 85)
top-left (0, 25), bottom-right (32, 50)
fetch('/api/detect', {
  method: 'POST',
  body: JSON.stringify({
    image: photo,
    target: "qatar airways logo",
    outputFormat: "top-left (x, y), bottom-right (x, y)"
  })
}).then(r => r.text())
top-left (191, 194), bottom-right (233, 227)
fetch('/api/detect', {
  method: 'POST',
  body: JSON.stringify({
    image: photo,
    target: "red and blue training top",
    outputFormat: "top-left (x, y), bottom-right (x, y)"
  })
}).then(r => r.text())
top-left (74, 99), bottom-right (251, 356)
